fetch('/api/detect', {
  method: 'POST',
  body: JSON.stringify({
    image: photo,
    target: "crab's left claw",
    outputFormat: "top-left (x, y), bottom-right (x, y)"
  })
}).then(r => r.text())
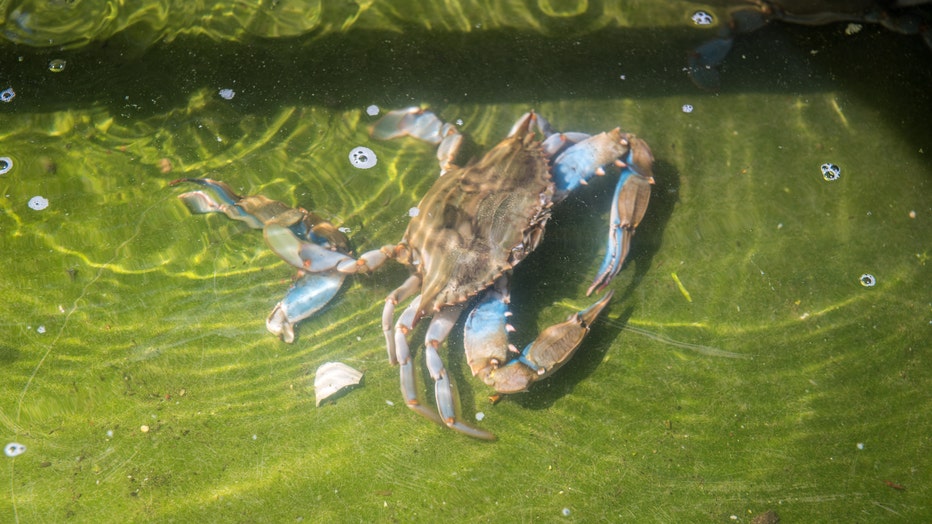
top-left (588, 136), bottom-right (654, 296)
top-left (267, 272), bottom-right (345, 343)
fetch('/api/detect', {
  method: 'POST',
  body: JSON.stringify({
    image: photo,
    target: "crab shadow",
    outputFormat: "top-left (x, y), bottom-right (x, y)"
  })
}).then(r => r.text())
top-left (442, 156), bottom-right (681, 415)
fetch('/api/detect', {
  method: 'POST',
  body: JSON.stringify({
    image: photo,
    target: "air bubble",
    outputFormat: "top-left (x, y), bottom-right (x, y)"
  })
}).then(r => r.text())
top-left (349, 146), bottom-right (377, 169)
top-left (0, 87), bottom-right (15, 103)
top-left (691, 11), bottom-right (714, 25)
top-left (681, 104), bottom-right (694, 113)
top-left (366, 104), bottom-right (380, 116)
top-left (48, 59), bottom-right (67, 73)
top-left (28, 196), bottom-right (49, 210)
top-left (859, 274), bottom-right (876, 287)
top-left (0, 156), bottom-right (11, 175)
top-left (4, 442), bottom-right (26, 457)
top-left (218, 88), bottom-right (235, 100)
top-left (820, 163), bottom-right (841, 181)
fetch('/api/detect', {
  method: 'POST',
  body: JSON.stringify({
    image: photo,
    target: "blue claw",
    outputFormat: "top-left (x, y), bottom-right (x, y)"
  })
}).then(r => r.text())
top-left (267, 272), bottom-right (345, 343)
top-left (588, 137), bottom-right (654, 295)
top-left (173, 178), bottom-right (354, 343)
top-left (550, 128), bottom-right (631, 201)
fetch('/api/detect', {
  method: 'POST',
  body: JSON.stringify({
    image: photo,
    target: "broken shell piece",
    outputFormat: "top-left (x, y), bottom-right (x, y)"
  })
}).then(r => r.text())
top-left (315, 362), bottom-right (364, 406)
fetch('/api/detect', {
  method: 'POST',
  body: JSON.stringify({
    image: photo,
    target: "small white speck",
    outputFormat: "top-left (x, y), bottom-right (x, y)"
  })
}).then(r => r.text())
top-left (562, 508), bottom-right (571, 517)
top-left (106, 430), bottom-right (114, 438)
top-left (385, 400), bottom-right (394, 406)
top-left (252, 434), bottom-right (258, 440)
top-left (218, 88), bottom-right (235, 100)
top-left (475, 412), bottom-right (485, 421)
top-left (366, 104), bottom-right (380, 116)
top-left (36, 325), bottom-right (46, 334)
top-left (338, 226), bottom-right (351, 233)
top-left (730, 516), bottom-right (738, 521)
top-left (356, 336), bottom-right (361, 341)
top-left (681, 104), bottom-right (694, 113)
top-left (619, 74), bottom-right (626, 80)
top-left (856, 442), bottom-right (864, 450)
top-left (859, 274), bottom-right (876, 287)
top-left (408, 207), bottom-right (420, 217)
top-left (455, 119), bottom-right (464, 126)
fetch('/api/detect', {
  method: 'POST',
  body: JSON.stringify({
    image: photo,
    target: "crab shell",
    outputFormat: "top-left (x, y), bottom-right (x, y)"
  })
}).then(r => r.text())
top-left (394, 128), bottom-right (554, 320)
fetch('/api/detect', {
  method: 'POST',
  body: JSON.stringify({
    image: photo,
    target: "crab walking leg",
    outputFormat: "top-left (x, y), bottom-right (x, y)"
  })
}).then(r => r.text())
top-left (424, 305), bottom-right (495, 440)
top-left (382, 275), bottom-right (421, 365)
top-left (393, 296), bottom-right (444, 426)
top-left (370, 107), bottom-right (464, 174)
top-left (587, 136), bottom-right (655, 295)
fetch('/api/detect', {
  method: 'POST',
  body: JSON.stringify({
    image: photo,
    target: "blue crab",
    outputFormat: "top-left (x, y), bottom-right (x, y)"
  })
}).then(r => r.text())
top-left (173, 108), bottom-right (654, 439)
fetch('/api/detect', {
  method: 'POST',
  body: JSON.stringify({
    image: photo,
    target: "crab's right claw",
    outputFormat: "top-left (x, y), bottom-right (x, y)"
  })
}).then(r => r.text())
top-left (588, 137), bottom-right (654, 296)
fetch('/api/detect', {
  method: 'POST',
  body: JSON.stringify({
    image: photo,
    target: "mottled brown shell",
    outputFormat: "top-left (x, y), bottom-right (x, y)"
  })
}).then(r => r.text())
top-left (402, 132), bottom-right (554, 317)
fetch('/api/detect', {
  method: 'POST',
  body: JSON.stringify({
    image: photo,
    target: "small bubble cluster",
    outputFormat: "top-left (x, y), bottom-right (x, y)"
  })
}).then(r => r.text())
top-left (691, 11), bottom-right (714, 25)
top-left (682, 104), bottom-right (694, 113)
top-left (0, 156), bottom-right (12, 175)
top-left (0, 87), bottom-right (15, 103)
top-left (4, 443), bottom-right (26, 457)
top-left (859, 274), bottom-right (876, 287)
top-left (28, 196), bottom-right (49, 210)
top-left (218, 88), bottom-right (235, 100)
top-left (820, 163), bottom-right (841, 181)
top-left (349, 146), bottom-right (377, 169)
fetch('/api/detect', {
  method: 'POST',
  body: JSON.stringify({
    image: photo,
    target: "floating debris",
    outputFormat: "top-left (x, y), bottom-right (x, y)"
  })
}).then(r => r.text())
top-left (0, 156), bottom-right (11, 175)
top-left (691, 11), bottom-right (714, 26)
top-left (48, 59), bottom-right (67, 73)
top-left (218, 88), bottom-right (235, 100)
top-left (820, 163), bottom-right (841, 181)
top-left (349, 146), bottom-right (377, 169)
top-left (28, 196), bottom-right (49, 210)
top-left (4, 442), bottom-right (26, 457)
top-left (315, 362), bottom-right (364, 406)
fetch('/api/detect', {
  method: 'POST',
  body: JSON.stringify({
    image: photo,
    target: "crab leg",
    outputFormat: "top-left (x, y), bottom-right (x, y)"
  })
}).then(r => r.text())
top-left (587, 136), bottom-right (654, 295)
top-left (424, 306), bottom-right (495, 440)
top-left (382, 275), bottom-right (421, 365)
top-left (370, 107), bottom-right (463, 174)
top-left (392, 296), bottom-right (448, 429)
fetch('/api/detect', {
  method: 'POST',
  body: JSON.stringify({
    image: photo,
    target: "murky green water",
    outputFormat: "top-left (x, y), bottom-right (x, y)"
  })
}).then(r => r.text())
top-left (2, 1), bottom-right (930, 522)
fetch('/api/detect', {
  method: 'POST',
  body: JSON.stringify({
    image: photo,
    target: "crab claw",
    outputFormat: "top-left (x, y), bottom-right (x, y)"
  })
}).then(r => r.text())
top-left (267, 272), bottom-right (345, 343)
top-left (465, 288), bottom-right (613, 396)
top-left (588, 136), bottom-right (654, 296)
top-left (550, 128), bottom-right (633, 202)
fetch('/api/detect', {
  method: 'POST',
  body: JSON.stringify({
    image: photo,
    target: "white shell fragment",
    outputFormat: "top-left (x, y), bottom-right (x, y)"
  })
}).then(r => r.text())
top-left (315, 362), bottom-right (364, 406)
